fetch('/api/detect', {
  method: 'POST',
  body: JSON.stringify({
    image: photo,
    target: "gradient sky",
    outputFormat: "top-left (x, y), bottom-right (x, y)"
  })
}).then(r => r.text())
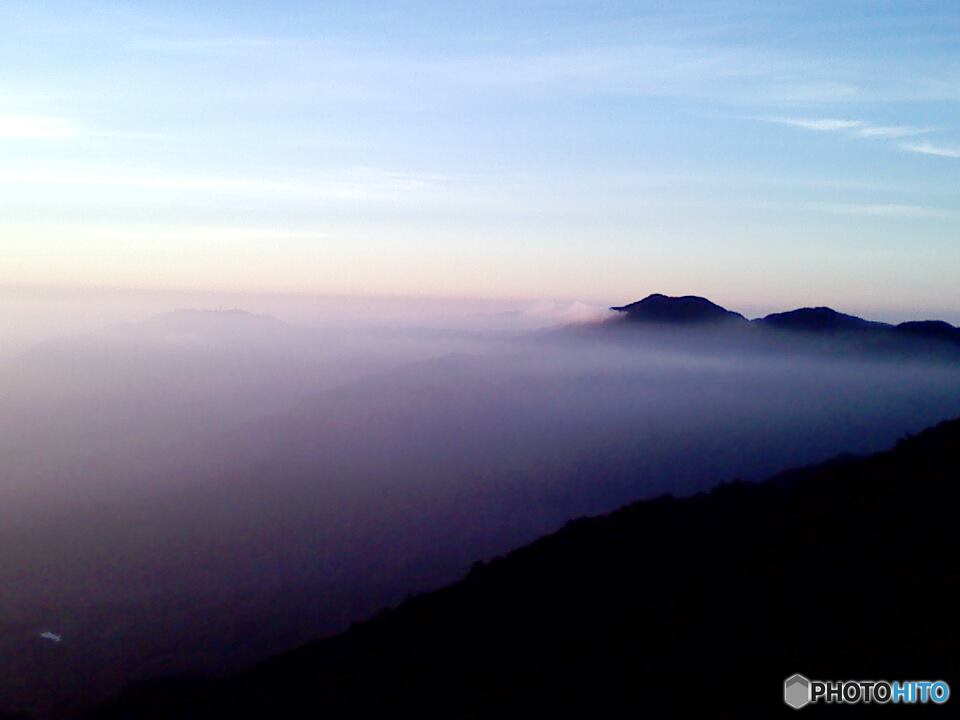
top-left (2, 1), bottom-right (959, 315)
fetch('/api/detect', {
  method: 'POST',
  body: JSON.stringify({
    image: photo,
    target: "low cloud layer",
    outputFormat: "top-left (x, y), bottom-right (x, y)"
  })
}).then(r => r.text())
top-left (2, 292), bottom-right (960, 715)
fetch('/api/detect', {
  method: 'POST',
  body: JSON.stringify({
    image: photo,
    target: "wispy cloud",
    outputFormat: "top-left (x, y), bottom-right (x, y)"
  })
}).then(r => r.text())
top-left (0, 165), bottom-right (445, 202)
top-left (51, 224), bottom-right (332, 243)
top-left (0, 115), bottom-right (153, 141)
top-left (133, 36), bottom-right (287, 54)
top-left (900, 141), bottom-right (960, 159)
top-left (855, 125), bottom-right (930, 139)
top-left (810, 202), bottom-right (951, 219)
top-left (758, 116), bottom-right (931, 139)
top-left (766, 117), bottom-right (864, 132)
top-left (0, 115), bottom-right (80, 139)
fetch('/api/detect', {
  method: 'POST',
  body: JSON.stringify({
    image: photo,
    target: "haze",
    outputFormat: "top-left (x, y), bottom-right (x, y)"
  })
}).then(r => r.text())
top-left (2, 290), bottom-right (960, 716)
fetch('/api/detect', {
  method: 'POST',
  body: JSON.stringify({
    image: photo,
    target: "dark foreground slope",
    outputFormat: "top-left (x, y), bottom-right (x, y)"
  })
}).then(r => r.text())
top-left (87, 419), bottom-right (960, 719)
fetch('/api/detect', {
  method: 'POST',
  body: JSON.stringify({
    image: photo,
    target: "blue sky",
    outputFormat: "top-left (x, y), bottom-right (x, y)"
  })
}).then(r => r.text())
top-left (1, 1), bottom-right (959, 317)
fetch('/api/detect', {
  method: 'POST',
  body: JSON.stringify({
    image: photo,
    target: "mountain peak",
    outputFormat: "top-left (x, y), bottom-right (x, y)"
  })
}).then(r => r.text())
top-left (756, 307), bottom-right (885, 332)
top-left (610, 294), bottom-right (747, 325)
top-left (896, 319), bottom-right (959, 337)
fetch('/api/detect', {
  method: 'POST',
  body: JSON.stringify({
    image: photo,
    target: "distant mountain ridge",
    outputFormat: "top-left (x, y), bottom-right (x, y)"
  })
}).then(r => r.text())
top-left (610, 293), bottom-right (747, 325)
top-left (755, 306), bottom-right (886, 332)
top-left (134, 309), bottom-right (287, 336)
top-left (608, 293), bottom-right (960, 355)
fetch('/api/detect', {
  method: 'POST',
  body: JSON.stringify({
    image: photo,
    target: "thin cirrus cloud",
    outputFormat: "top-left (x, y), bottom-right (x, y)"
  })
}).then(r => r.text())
top-left (854, 125), bottom-right (932, 139)
top-left (0, 115), bottom-right (151, 141)
top-left (810, 202), bottom-right (951, 219)
top-left (765, 117), bottom-right (863, 132)
top-left (900, 141), bottom-right (960, 159)
top-left (0, 165), bottom-right (447, 204)
top-left (0, 115), bottom-right (81, 139)
top-left (760, 116), bottom-right (931, 139)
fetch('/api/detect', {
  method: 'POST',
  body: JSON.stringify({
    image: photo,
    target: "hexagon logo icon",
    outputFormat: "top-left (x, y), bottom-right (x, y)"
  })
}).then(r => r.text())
top-left (784, 674), bottom-right (811, 709)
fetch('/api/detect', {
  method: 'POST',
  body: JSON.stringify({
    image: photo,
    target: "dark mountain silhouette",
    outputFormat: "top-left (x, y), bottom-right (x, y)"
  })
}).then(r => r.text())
top-left (85, 416), bottom-right (960, 719)
top-left (610, 293), bottom-right (747, 324)
top-left (897, 319), bottom-right (960, 342)
top-left (754, 306), bottom-right (884, 332)
top-left (604, 293), bottom-right (960, 358)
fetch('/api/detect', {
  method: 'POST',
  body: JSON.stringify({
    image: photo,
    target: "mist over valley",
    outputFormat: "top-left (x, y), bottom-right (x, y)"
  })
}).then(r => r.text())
top-left (2, 291), bottom-right (960, 717)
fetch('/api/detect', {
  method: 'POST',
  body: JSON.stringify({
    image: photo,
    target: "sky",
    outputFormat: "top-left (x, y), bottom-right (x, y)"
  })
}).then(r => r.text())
top-left (1, 0), bottom-right (959, 317)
